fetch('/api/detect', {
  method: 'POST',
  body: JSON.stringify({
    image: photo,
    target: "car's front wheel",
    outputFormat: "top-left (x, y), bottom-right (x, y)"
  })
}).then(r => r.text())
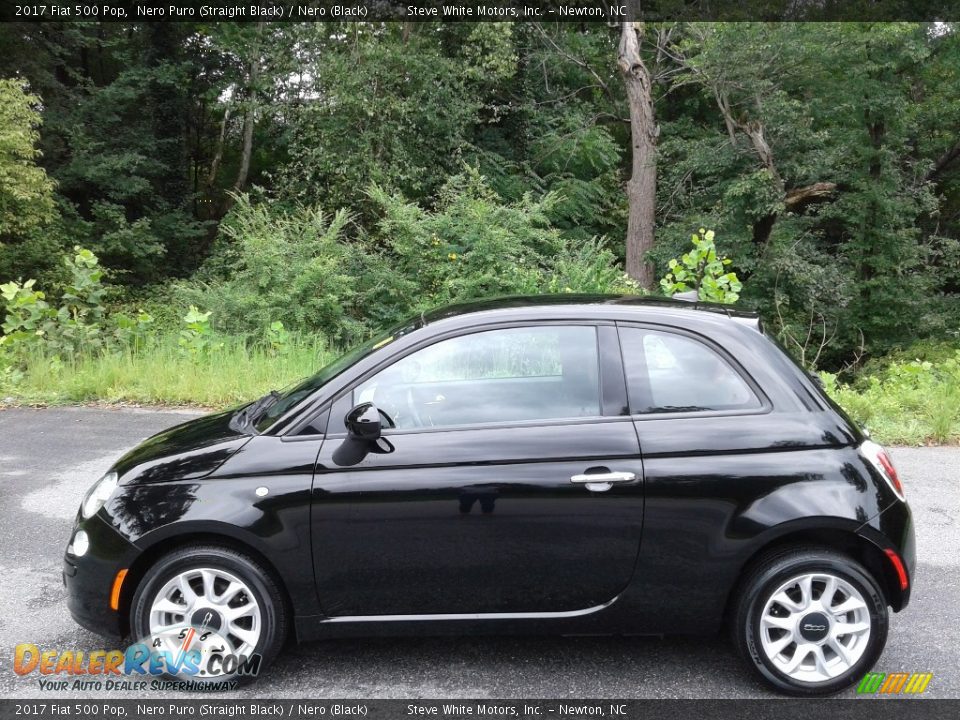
top-left (130, 544), bottom-right (287, 684)
top-left (732, 546), bottom-right (888, 696)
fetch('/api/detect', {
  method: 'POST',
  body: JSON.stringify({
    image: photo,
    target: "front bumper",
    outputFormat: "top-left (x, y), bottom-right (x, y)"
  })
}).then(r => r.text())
top-left (63, 512), bottom-right (140, 638)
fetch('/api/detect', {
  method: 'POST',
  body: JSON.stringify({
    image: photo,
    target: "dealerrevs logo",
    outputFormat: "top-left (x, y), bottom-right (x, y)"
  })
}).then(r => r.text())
top-left (14, 626), bottom-right (261, 691)
top-left (857, 672), bottom-right (933, 695)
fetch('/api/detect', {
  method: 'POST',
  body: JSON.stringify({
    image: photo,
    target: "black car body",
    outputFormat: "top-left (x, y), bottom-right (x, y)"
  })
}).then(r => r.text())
top-left (64, 295), bottom-right (915, 694)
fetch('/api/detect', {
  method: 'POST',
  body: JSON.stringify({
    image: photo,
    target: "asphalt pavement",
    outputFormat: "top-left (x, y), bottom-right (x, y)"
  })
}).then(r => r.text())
top-left (0, 406), bottom-right (957, 700)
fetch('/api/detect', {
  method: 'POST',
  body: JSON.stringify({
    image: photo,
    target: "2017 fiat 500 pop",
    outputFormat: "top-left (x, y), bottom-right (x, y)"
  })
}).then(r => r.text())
top-left (64, 296), bottom-right (914, 695)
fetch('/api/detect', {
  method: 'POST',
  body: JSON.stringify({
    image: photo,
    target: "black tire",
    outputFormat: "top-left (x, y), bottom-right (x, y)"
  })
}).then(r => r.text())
top-left (731, 546), bottom-right (888, 696)
top-left (130, 544), bottom-right (287, 686)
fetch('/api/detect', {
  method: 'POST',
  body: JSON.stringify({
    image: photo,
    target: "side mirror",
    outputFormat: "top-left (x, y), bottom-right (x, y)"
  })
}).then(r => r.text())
top-left (333, 403), bottom-right (395, 467)
top-left (345, 402), bottom-right (382, 441)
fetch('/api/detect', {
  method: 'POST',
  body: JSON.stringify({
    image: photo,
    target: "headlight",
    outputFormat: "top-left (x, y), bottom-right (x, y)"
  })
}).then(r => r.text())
top-left (81, 471), bottom-right (119, 519)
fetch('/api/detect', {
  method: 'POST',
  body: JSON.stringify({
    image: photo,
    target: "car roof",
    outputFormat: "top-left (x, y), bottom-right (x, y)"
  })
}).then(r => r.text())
top-left (420, 294), bottom-right (762, 331)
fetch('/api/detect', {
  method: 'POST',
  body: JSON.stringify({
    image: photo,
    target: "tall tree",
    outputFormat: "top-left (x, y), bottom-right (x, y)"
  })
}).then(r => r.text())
top-left (618, 21), bottom-right (657, 289)
top-left (278, 24), bottom-right (483, 216)
top-left (0, 79), bottom-right (57, 242)
top-left (651, 22), bottom-right (958, 362)
top-left (668, 24), bottom-right (838, 248)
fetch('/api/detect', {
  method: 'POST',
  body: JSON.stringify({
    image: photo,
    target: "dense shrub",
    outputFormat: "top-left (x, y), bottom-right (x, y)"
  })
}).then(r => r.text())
top-left (175, 196), bottom-right (375, 344)
top-left (0, 245), bottom-right (328, 403)
top-left (181, 172), bottom-right (641, 342)
top-left (1, 247), bottom-right (113, 357)
top-left (823, 347), bottom-right (960, 445)
top-left (364, 168), bottom-right (639, 324)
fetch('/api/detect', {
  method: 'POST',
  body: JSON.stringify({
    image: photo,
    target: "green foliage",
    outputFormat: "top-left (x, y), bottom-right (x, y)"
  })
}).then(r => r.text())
top-left (0, 247), bottom-right (104, 353)
top-left (0, 220), bottom-right (71, 291)
top-left (1, 254), bottom-right (328, 407)
top-left (460, 24), bottom-right (518, 85)
top-left (366, 168), bottom-right (640, 323)
top-left (178, 306), bottom-right (222, 357)
top-left (660, 229), bottom-right (742, 303)
top-left (525, 110), bottom-right (626, 242)
top-left (0, 25), bottom-right (208, 282)
top-left (113, 308), bottom-right (155, 351)
top-left (366, 169), bottom-right (561, 317)
top-left (0, 246), bottom-right (111, 356)
top-left (0, 79), bottom-right (57, 240)
top-left (278, 32), bottom-right (481, 215)
top-left (48, 247), bottom-right (108, 354)
top-left (86, 202), bottom-right (165, 278)
top-left (2, 19), bottom-right (960, 423)
top-left (824, 346), bottom-right (960, 445)
top-left (265, 321), bottom-right (290, 357)
top-left (185, 174), bottom-right (639, 344)
top-left (178, 194), bottom-right (369, 343)
top-left (860, 339), bottom-right (960, 374)
top-left (1, 247), bottom-right (202, 368)
top-left (0, 278), bottom-right (51, 347)
top-left (656, 22), bottom-right (960, 364)
top-left (536, 239), bottom-right (642, 296)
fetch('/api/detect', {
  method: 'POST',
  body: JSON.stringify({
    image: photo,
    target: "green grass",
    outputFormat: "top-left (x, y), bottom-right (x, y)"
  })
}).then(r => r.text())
top-left (828, 386), bottom-right (960, 446)
top-left (1, 334), bottom-right (334, 408)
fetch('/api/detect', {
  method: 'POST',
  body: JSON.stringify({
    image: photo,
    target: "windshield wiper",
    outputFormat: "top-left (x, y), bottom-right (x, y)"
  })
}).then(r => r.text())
top-left (230, 390), bottom-right (280, 432)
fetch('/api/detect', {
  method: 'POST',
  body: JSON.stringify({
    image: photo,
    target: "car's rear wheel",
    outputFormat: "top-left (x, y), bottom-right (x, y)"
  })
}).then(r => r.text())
top-left (732, 546), bottom-right (888, 696)
top-left (131, 545), bottom-right (286, 685)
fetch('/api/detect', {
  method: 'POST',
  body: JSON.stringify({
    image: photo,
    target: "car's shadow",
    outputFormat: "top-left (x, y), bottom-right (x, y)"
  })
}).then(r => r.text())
top-left (250, 634), bottom-right (774, 699)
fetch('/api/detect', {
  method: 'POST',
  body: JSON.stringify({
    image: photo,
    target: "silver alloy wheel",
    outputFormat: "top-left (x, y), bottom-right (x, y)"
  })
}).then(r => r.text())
top-left (759, 572), bottom-right (871, 683)
top-left (148, 567), bottom-right (262, 663)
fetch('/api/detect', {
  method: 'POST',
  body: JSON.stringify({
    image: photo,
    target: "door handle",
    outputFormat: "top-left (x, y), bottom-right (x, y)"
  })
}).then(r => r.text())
top-left (570, 471), bottom-right (637, 484)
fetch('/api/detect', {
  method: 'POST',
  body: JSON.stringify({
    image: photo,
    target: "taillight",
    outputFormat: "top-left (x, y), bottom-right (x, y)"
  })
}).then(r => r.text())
top-left (884, 549), bottom-right (909, 591)
top-left (860, 440), bottom-right (905, 500)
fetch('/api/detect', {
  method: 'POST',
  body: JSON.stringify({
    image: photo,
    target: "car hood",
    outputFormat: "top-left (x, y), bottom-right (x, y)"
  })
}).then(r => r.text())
top-left (113, 409), bottom-right (252, 485)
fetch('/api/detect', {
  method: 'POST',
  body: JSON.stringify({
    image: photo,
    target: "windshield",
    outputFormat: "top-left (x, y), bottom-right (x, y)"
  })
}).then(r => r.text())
top-left (253, 317), bottom-right (422, 432)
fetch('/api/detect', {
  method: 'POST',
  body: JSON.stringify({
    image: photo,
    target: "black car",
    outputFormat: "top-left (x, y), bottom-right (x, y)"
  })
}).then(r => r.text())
top-left (64, 295), bottom-right (914, 695)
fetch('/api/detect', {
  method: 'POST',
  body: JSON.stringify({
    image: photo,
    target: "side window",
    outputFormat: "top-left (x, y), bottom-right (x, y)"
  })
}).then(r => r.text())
top-left (353, 326), bottom-right (600, 429)
top-left (619, 328), bottom-right (761, 414)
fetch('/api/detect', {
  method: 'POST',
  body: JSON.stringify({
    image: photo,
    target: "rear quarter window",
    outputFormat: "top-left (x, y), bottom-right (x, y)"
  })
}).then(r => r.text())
top-left (619, 327), bottom-right (762, 414)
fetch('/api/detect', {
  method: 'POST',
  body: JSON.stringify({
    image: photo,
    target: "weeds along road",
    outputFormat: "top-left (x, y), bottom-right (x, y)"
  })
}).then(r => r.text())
top-left (0, 407), bottom-right (957, 699)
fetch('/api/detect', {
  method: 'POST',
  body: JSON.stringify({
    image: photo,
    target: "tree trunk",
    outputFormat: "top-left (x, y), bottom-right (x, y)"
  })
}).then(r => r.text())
top-left (714, 89), bottom-right (738, 145)
top-left (618, 21), bottom-right (658, 290)
top-left (233, 24), bottom-right (263, 193)
top-left (708, 87), bottom-right (836, 248)
top-left (742, 119), bottom-right (781, 187)
top-left (233, 62), bottom-right (258, 192)
top-left (784, 181), bottom-right (836, 209)
top-left (926, 139), bottom-right (960, 181)
top-left (206, 106), bottom-right (231, 191)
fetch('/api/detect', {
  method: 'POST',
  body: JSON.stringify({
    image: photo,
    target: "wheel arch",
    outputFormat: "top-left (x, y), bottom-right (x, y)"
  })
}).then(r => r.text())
top-left (118, 529), bottom-right (296, 640)
top-left (722, 525), bottom-right (906, 629)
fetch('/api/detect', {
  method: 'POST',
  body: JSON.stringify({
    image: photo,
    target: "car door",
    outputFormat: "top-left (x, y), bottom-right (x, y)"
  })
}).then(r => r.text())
top-left (311, 323), bottom-right (644, 617)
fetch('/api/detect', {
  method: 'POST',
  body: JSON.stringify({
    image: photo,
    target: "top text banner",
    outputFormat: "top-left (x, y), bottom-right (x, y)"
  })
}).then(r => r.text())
top-left (3, 0), bottom-right (960, 22)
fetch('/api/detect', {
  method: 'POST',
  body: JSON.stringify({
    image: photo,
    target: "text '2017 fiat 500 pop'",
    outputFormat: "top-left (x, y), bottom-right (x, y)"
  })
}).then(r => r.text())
top-left (64, 295), bottom-right (914, 695)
